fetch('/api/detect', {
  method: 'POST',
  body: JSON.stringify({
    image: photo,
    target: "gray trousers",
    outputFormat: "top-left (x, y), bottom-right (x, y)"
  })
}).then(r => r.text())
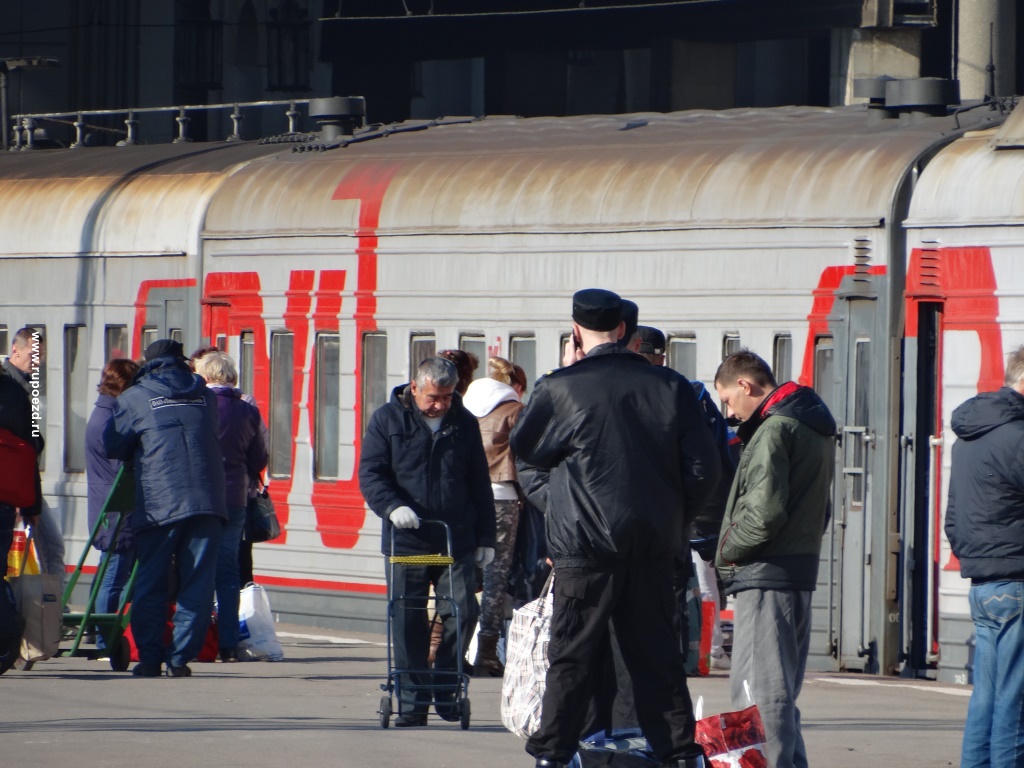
top-left (731, 588), bottom-right (813, 768)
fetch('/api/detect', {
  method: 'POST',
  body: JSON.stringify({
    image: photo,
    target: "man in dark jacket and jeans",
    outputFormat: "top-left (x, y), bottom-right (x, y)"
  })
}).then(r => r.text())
top-left (511, 288), bottom-right (720, 768)
top-left (714, 350), bottom-right (836, 768)
top-left (359, 356), bottom-right (495, 726)
top-left (105, 339), bottom-right (226, 678)
top-left (945, 346), bottom-right (1024, 768)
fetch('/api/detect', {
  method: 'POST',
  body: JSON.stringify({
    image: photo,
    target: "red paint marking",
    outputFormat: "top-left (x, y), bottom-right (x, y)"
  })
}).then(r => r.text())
top-left (253, 573), bottom-right (387, 595)
top-left (131, 279), bottom-right (196, 357)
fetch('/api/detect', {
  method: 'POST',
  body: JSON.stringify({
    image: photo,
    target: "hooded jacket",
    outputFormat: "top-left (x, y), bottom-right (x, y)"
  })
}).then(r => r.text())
top-left (358, 384), bottom-right (496, 559)
top-left (103, 356), bottom-right (226, 531)
top-left (510, 343), bottom-right (720, 567)
top-left (716, 382), bottom-right (836, 594)
top-left (945, 387), bottom-right (1024, 583)
top-left (462, 377), bottom-right (524, 485)
top-left (86, 394), bottom-right (134, 551)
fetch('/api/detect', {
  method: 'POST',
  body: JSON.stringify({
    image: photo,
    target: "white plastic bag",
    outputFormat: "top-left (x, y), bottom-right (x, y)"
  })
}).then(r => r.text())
top-left (237, 582), bottom-right (284, 661)
top-left (500, 574), bottom-right (554, 739)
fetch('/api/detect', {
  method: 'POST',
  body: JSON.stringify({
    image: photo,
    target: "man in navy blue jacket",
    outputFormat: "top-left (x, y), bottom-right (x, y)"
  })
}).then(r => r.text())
top-left (105, 339), bottom-right (226, 678)
top-left (945, 346), bottom-right (1024, 768)
top-left (359, 356), bottom-right (495, 726)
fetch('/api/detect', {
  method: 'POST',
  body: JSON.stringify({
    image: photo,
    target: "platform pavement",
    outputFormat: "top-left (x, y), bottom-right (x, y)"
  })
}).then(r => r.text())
top-left (1, 622), bottom-right (969, 768)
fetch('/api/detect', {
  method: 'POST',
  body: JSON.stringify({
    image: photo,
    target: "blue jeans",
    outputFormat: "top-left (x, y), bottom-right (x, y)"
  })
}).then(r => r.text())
top-left (95, 548), bottom-right (135, 649)
top-left (215, 505), bottom-right (247, 650)
top-left (961, 580), bottom-right (1024, 768)
top-left (131, 514), bottom-right (222, 668)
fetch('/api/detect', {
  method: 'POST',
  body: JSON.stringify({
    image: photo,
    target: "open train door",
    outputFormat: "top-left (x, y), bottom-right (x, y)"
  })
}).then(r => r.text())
top-left (810, 264), bottom-right (900, 674)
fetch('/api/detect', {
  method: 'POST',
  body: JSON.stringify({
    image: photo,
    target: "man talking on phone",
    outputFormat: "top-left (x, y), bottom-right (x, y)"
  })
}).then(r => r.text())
top-left (511, 288), bottom-right (720, 768)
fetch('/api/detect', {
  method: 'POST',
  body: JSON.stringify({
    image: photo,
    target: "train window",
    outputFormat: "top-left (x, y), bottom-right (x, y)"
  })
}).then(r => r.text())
top-left (269, 332), bottom-right (294, 478)
top-left (362, 332), bottom-right (388, 437)
top-left (851, 338), bottom-right (871, 505)
top-left (63, 325), bottom-right (88, 473)
top-left (510, 335), bottom-right (537, 404)
top-left (315, 333), bottom-right (340, 480)
top-left (409, 334), bottom-right (436, 377)
top-left (773, 334), bottom-right (792, 383)
top-left (459, 335), bottom-right (487, 381)
top-left (668, 335), bottom-right (697, 380)
top-left (104, 325), bottom-right (129, 361)
top-left (169, 328), bottom-right (183, 344)
top-left (141, 326), bottom-right (159, 352)
top-left (559, 333), bottom-right (572, 368)
top-left (215, 335), bottom-right (227, 351)
top-left (813, 336), bottom-right (835, 413)
top-left (239, 331), bottom-right (255, 394)
top-left (0, 325), bottom-right (7, 359)
top-left (722, 333), bottom-right (741, 359)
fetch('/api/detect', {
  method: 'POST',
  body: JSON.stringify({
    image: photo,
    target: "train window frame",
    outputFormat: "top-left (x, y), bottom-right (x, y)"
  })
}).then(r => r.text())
top-left (314, 333), bottom-right (340, 481)
top-left (409, 333), bottom-right (436, 378)
top-left (141, 326), bottom-right (159, 352)
top-left (722, 332), bottom-right (741, 359)
top-left (813, 335), bottom-right (836, 415)
top-left (0, 325), bottom-right (7, 361)
top-left (104, 325), bottom-right (129, 362)
top-left (509, 334), bottom-right (537, 404)
top-left (362, 332), bottom-right (388, 438)
top-left (63, 324), bottom-right (88, 473)
top-left (239, 330), bottom-right (255, 394)
top-left (269, 331), bottom-right (294, 479)
top-left (459, 334), bottom-right (487, 382)
top-left (773, 334), bottom-right (793, 383)
top-left (667, 334), bottom-right (697, 380)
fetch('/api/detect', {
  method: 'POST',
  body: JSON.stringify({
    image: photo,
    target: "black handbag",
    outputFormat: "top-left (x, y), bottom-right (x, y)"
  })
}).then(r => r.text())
top-left (245, 489), bottom-right (281, 543)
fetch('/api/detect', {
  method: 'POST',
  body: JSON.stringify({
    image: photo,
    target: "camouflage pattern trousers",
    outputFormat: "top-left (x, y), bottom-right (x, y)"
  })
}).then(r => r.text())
top-left (478, 498), bottom-right (521, 637)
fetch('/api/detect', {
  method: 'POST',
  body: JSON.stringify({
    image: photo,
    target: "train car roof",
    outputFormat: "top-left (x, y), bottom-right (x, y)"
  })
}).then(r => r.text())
top-left (905, 101), bottom-right (1024, 229)
top-left (0, 142), bottom-right (286, 258)
top-left (202, 106), bottom-right (1005, 239)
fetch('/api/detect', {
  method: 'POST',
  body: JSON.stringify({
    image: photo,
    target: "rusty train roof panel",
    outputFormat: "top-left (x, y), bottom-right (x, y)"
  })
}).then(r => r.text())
top-left (204, 106), bottom-right (1005, 239)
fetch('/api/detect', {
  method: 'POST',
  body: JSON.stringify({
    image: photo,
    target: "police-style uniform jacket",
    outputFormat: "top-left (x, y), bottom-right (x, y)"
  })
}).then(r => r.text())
top-left (359, 384), bottom-right (496, 559)
top-left (509, 343), bottom-right (720, 566)
top-left (715, 382), bottom-right (836, 594)
top-left (945, 386), bottom-right (1024, 583)
top-left (104, 356), bottom-right (226, 532)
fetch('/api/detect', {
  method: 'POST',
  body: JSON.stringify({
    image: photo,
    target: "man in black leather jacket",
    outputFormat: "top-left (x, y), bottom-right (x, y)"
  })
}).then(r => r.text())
top-left (511, 289), bottom-right (720, 768)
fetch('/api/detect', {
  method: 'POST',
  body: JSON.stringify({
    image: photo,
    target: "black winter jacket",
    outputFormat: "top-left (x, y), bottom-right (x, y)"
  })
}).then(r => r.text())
top-left (945, 387), bottom-right (1024, 583)
top-left (359, 385), bottom-right (496, 559)
top-left (104, 357), bottom-right (226, 532)
top-left (510, 343), bottom-right (721, 567)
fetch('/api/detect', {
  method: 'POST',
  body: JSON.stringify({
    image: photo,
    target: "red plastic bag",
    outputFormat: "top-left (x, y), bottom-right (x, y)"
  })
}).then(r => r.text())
top-left (122, 604), bottom-right (218, 663)
top-left (694, 701), bottom-right (768, 768)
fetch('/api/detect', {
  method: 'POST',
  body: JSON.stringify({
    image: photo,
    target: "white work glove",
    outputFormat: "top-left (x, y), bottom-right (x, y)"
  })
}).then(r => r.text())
top-left (389, 506), bottom-right (420, 529)
top-left (474, 546), bottom-right (496, 568)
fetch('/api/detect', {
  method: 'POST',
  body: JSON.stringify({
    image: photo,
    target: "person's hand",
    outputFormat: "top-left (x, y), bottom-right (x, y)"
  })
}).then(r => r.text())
top-left (474, 546), bottom-right (495, 567)
top-left (562, 336), bottom-right (584, 368)
top-left (389, 506), bottom-right (420, 529)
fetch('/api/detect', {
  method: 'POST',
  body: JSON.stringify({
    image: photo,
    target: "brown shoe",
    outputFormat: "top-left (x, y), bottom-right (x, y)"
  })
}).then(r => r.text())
top-left (473, 632), bottom-right (504, 677)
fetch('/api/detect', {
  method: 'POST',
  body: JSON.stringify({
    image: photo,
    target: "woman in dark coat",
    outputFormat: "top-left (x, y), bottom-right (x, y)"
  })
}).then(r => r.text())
top-left (194, 351), bottom-right (268, 662)
top-left (85, 358), bottom-right (140, 646)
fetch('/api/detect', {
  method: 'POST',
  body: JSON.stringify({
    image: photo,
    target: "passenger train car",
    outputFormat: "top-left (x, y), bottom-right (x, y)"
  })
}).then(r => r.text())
top-left (0, 90), bottom-right (1018, 684)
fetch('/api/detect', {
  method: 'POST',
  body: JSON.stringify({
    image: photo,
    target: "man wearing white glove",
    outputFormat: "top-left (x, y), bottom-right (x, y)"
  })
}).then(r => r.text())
top-left (359, 357), bottom-right (496, 727)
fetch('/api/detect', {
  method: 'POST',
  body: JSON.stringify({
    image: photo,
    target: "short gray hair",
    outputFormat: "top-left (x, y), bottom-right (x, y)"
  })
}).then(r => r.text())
top-left (194, 350), bottom-right (238, 386)
top-left (415, 357), bottom-right (458, 389)
top-left (1006, 346), bottom-right (1024, 388)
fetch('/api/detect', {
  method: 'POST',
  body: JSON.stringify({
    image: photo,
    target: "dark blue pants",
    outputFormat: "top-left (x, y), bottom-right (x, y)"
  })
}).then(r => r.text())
top-left (131, 514), bottom-right (221, 668)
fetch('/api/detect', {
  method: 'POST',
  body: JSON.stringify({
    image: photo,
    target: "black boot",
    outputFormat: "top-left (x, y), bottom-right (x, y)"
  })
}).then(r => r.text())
top-left (535, 759), bottom-right (568, 768)
top-left (473, 632), bottom-right (504, 677)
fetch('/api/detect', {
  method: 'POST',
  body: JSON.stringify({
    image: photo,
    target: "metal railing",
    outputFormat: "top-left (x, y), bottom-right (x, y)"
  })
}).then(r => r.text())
top-left (9, 98), bottom-right (312, 150)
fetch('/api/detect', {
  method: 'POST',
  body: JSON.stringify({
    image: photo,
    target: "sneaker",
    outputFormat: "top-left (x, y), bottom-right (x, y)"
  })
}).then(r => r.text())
top-left (710, 653), bottom-right (731, 671)
top-left (132, 662), bottom-right (162, 677)
top-left (166, 664), bottom-right (192, 678)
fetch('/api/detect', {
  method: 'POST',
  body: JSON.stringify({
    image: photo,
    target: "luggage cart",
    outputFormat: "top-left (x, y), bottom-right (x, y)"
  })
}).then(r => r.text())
top-left (379, 520), bottom-right (471, 729)
top-left (59, 465), bottom-right (137, 672)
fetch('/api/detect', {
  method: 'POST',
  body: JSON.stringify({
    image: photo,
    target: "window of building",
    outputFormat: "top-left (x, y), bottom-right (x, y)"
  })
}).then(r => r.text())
top-left (104, 325), bottom-right (129, 361)
top-left (409, 334), bottom-right (436, 378)
top-left (267, 0), bottom-right (311, 91)
top-left (269, 332), bottom-right (294, 478)
top-left (668, 335), bottom-right (697, 380)
top-left (362, 332), bottom-right (388, 437)
top-left (315, 333), bottom-right (340, 479)
top-left (459, 334), bottom-right (487, 381)
top-left (239, 331), bottom-right (255, 394)
top-left (174, 1), bottom-right (224, 90)
top-left (773, 334), bottom-right (792, 383)
top-left (509, 335), bottom-right (537, 404)
top-left (63, 325), bottom-right (88, 473)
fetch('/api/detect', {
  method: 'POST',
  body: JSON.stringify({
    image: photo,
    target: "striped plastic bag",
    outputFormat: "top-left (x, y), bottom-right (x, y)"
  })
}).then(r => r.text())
top-left (500, 573), bottom-right (554, 739)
